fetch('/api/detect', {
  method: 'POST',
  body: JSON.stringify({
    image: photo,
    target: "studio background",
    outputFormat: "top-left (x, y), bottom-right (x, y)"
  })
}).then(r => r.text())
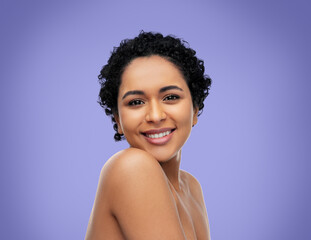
top-left (1, 0), bottom-right (310, 239)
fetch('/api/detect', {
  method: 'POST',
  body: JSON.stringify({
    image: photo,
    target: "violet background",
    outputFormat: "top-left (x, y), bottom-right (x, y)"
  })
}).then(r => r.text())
top-left (1, 0), bottom-right (310, 239)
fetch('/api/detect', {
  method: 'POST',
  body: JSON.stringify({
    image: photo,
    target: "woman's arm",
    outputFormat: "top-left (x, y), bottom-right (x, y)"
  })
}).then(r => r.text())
top-left (86, 148), bottom-right (187, 240)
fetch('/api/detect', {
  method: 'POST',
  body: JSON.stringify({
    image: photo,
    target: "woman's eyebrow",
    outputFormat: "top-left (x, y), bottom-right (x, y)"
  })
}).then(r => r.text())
top-left (159, 85), bottom-right (183, 93)
top-left (122, 86), bottom-right (183, 100)
top-left (122, 90), bottom-right (144, 100)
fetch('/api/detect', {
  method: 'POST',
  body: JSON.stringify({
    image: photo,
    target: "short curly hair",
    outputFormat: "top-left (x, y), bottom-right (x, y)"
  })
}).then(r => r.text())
top-left (98, 31), bottom-right (212, 141)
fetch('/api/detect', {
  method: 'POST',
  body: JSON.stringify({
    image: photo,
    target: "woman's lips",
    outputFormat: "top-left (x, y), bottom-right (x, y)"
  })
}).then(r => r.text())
top-left (142, 128), bottom-right (174, 135)
top-left (141, 128), bottom-right (175, 145)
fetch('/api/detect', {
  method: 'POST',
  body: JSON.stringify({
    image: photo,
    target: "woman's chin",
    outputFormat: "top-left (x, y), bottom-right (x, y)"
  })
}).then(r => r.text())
top-left (146, 147), bottom-right (181, 163)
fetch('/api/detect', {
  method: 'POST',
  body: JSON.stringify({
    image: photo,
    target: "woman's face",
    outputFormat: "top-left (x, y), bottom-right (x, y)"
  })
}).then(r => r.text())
top-left (115, 55), bottom-right (198, 162)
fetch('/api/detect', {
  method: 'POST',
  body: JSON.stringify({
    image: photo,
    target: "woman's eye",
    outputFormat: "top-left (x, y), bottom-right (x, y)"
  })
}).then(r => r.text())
top-left (128, 99), bottom-right (144, 106)
top-left (163, 95), bottom-right (180, 101)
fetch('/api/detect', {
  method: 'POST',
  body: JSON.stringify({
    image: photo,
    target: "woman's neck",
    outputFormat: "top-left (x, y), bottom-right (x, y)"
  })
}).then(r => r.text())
top-left (160, 150), bottom-right (182, 191)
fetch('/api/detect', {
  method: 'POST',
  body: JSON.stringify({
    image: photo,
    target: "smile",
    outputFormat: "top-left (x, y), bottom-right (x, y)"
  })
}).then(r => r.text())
top-left (141, 128), bottom-right (175, 145)
top-left (146, 130), bottom-right (171, 139)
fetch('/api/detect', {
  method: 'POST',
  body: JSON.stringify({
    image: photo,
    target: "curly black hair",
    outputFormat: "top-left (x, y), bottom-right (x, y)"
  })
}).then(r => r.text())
top-left (98, 31), bottom-right (212, 141)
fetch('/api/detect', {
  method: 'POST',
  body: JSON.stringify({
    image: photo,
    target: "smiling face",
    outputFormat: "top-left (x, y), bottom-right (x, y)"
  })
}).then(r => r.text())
top-left (114, 55), bottom-right (198, 162)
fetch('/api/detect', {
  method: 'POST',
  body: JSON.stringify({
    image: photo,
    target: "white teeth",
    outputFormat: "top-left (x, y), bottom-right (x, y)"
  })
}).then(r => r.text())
top-left (147, 130), bottom-right (171, 139)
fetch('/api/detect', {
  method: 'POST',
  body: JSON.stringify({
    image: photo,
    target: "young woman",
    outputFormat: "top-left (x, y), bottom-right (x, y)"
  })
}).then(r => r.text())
top-left (86, 32), bottom-right (212, 240)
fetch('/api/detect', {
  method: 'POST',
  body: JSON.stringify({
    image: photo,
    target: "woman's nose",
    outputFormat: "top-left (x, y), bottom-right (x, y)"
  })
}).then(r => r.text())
top-left (145, 100), bottom-right (166, 123)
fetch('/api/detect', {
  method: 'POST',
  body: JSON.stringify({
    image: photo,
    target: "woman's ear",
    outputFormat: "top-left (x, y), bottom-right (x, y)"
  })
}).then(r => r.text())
top-left (113, 113), bottom-right (123, 134)
top-left (192, 107), bottom-right (199, 127)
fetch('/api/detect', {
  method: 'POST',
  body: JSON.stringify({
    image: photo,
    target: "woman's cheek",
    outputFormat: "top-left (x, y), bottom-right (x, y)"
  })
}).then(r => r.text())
top-left (120, 108), bottom-right (143, 130)
top-left (169, 103), bottom-right (193, 123)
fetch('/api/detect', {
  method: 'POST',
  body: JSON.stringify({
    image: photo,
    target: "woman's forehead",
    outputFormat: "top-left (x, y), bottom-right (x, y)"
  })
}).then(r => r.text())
top-left (120, 55), bottom-right (187, 91)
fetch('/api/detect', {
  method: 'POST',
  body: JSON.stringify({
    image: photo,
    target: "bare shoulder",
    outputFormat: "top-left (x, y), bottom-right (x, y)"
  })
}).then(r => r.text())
top-left (181, 170), bottom-right (207, 210)
top-left (99, 148), bottom-right (186, 239)
top-left (181, 170), bottom-right (211, 236)
top-left (181, 170), bottom-right (203, 196)
top-left (103, 147), bottom-right (163, 175)
top-left (103, 147), bottom-right (170, 206)
top-left (99, 147), bottom-right (166, 205)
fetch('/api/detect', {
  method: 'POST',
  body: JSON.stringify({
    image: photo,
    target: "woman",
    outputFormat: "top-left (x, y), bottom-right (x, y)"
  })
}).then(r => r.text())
top-left (86, 31), bottom-right (212, 240)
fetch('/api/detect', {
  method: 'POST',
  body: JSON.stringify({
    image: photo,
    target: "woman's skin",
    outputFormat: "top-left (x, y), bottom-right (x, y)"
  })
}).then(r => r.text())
top-left (86, 55), bottom-right (211, 240)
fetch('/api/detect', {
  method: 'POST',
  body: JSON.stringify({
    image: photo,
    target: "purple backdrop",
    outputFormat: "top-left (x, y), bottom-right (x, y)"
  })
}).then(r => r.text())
top-left (1, 0), bottom-right (310, 239)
